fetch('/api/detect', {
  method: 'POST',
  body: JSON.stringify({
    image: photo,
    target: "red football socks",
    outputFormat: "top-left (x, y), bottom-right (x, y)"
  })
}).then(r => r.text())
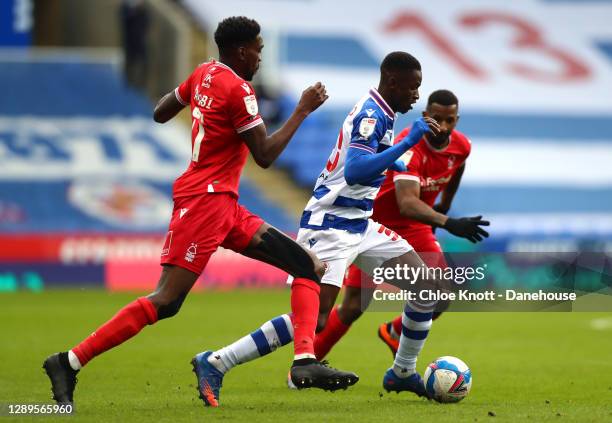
top-left (290, 278), bottom-right (320, 358)
top-left (314, 306), bottom-right (350, 360)
top-left (72, 297), bottom-right (158, 366)
top-left (391, 314), bottom-right (402, 338)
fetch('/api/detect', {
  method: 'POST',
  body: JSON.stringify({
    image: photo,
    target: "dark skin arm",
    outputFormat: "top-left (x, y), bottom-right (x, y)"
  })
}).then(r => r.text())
top-left (152, 82), bottom-right (328, 167)
top-left (396, 161), bottom-right (489, 242)
top-left (153, 91), bottom-right (185, 123)
top-left (240, 82), bottom-right (328, 169)
top-left (433, 163), bottom-right (465, 214)
top-left (395, 179), bottom-right (449, 227)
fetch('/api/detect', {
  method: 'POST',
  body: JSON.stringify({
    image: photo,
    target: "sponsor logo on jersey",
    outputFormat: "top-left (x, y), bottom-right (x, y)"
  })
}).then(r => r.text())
top-left (308, 238), bottom-right (318, 248)
top-left (243, 95), bottom-right (258, 116)
top-left (179, 208), bottom-right (188, 218)
top-left (365, 108), bottom-right (375, 117)
top-left (359, 118), bottom-right (377, 138)
top-left (202, 74), bottom-right (213, 88)
top-left (241, 83), bottom-right (251, 94)
top-left (421, 175), bottom-right (452, 191)
top-left (448, 155), bottom-right (456, 169)
top-left (185, 242), bottom-right (197, 263)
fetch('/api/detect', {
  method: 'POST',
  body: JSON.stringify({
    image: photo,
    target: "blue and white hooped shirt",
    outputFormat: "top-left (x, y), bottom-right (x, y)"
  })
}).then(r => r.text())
top-left (300, 88), bottom-right (395, 234)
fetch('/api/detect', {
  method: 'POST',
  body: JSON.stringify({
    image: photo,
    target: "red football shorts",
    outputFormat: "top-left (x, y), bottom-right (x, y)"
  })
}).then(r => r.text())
top-left (160, 193), bottom-right (264, 274)
top-left (344, 227), bottom-right (447, 289)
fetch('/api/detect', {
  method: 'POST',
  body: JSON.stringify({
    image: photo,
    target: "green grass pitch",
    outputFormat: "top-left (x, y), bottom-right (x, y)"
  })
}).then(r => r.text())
top-left (1, 289), bottom-right (611, 422)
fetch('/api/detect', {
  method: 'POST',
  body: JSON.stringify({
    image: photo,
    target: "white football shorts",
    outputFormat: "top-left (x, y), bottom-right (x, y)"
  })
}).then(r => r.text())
top-left (288, 219), bottom-right (413, 288)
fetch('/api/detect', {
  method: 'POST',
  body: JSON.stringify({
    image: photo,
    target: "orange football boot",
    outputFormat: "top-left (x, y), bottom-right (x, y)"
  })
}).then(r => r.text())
top-left (377, 322), bottom-right (399, 357)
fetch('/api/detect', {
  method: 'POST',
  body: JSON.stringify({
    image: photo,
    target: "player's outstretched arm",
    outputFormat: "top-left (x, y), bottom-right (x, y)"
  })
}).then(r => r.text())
top-left (395, 178), bottom-right (490, 243)
top-left (344, 117), bottom-right (439, 185)
top-left (240, 82), bottom-right (328, 168)
top-left (395, 179), bottom-right (448, 227)
top-left (345, 145), bottom-right (412, 185)
top-left (153, 90), bottom-right (186, 123)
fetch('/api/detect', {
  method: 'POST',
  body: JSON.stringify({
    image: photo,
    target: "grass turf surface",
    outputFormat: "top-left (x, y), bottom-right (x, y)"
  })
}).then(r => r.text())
top-left (1, 289), bottom-right (611, 422)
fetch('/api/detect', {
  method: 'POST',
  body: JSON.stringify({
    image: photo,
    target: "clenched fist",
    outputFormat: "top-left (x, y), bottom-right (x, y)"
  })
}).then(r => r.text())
top-left (296, 82), bottom-right (329, 114)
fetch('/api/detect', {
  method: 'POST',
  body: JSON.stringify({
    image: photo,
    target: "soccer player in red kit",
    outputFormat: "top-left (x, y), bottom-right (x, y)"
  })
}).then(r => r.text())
top-left (43, 16), bottom-right (357, 407)
top-left (312, 89), bottom-right (490, 364)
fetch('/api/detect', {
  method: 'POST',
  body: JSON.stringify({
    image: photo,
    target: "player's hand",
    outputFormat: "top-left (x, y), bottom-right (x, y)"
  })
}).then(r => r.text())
top-left (443, 215), bottom-right (490, 243)
top-left (296, 82), bottom-right (329, 114)
top-left (423, 116), bottom-right (441, 136)
top-left (402, 117), bottom-right (440, 148)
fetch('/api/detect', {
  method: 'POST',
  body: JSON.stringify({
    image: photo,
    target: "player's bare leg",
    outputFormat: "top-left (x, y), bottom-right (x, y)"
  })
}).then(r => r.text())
top-left (316, 284), bottom-right (341, 332)
top-left (44, 265), bottom-right (199, 403)
top-left (312, 285), bottom-right (375, 360)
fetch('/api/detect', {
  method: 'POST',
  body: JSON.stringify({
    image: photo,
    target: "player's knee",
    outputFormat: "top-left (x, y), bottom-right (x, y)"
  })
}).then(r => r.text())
top-left (295, 249), bottom-right (325, 282)
top-left (313, 258), bottom-right (326, 281)
top-left (259, 227), bottom-right (322, 282)
top-left (149, 293), bottom-right (187, 320)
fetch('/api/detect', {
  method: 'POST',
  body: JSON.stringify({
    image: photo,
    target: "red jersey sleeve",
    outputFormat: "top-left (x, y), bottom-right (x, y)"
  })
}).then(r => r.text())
top-left (228, 82), bottom-right (264, 134)
top-left (392, 128), bottom-right (423, 184)
top-left (453, 130), bottom-right (472, 163)
top-left (174, 72), bottom-right (192, 107)
top-left (463, 135), bottom-right (472, 159)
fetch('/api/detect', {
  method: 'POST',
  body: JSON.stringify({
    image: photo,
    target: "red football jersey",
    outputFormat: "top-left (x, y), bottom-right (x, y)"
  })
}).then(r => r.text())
top-left (372, 127), bottom-right (471, 237)
top-left (172, 60), bottom-right (263, 198)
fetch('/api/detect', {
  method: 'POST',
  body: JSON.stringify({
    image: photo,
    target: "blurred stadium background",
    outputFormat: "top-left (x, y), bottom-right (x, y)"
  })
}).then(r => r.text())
top-left (1, 0), bottom-right (612, 292)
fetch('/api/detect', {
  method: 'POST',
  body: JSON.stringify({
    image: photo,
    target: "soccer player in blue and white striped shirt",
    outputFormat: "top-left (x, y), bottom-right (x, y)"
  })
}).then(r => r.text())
top-left (194, 51), bottom-right (445, 400)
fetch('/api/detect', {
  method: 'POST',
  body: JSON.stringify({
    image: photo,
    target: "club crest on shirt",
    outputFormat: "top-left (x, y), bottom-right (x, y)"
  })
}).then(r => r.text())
top-left (359, 118), bottom-right (377, 138)
top-left (185, 242), bottom-right (197, 263)
top-left (243, 95), bottom-right (258, 116)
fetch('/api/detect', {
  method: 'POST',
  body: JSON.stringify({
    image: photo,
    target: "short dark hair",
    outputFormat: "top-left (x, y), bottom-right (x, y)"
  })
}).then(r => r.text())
top-left (214, 16), bottom-right (260, 53)
top-left (380, 51), bottom-right (421, 74)
top-left (427, 89), bottom-right (458, 107)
